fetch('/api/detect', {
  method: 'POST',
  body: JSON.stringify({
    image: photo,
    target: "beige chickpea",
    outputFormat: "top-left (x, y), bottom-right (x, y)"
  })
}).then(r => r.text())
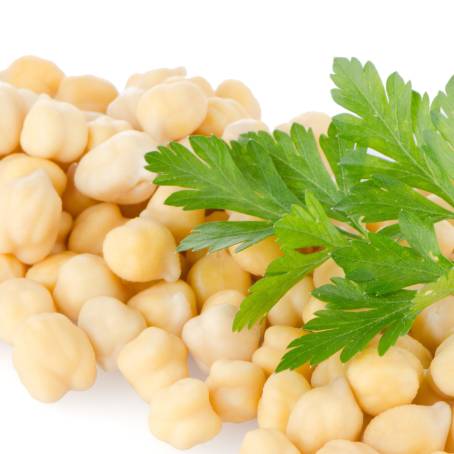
top-left (61, 163), bottom-right (96, 217)
top-left (216, 79), bottom-right (261, 119)
top-left (0, 83), bottom-right (26, 156)
top-left (0, 254), bottom-right (26, 283)
top-left (268, 276), bottom-right (313, 327)
top-left (56, 75), bottom-right (118, 113)
top-left (0, 170), bottom-right (61, 264)
top-left (148, 378), bottom-right (221, 450)
top-left (346, 346), bottom-right (423, 416)
top-left (53, 253), bottom-right (127, 321)
top-left (363, 402), bottom-right (451, 454)
top-left (13, 313), bottom-right (96, 402)
top-left (313, 258), bottom-right (344, 287)
top-left (75, 130), bottom-right (157, 204)
top-left (118, 327), bottom-right (189, 402)
top-left (206, 359), bottom-right (266, 422)
top-left (182, 302), bottom-right (261, 372)
top-left (103, 218), bottom-right (180, 283)
top-left (106, 87), bottom-right (144, 129)
top-left (311, 352), bottom-right (347, 387)
top-left (413, 370), bottom-right (446, 405)
top-left (126, 67), bottom-right (186, 90)
top-left (140, 185), bottom-right (205, 241)
top-left (430, 334), bottom-right (454, 397)
top-left (222, 118), bottom-right (269, 141)
top-left (187, 250), bottom-right (251, 305)
top-left (240, 429), bottom-right (301, 454)
top-left (303, 296), bottom-right (327, 324)
top-left (257, 370), bottom-right (311, 432)
top-left (86, 115), bottom-right (132, 150)
top-left (287, 378), bottom-right (363, 454)
top-left (18, 88), bottom-right (42, 112)
top-left (20, 98), bottom-right (88, 162)
top-left (69, 203), bottom-right (126, 255)
top-left (0, 278), bottom-right (55, 344)
top-left (316, 440), bottom-right (379, 454)
top-left (291, 112), bottom-right (331, 138)
top-left (127, 280), bottom-right (196, 335)
top-left (186, 76), bottom-right (214, 97)
top-left (78, 296), bottom-right (145, 371)
top-left (5, 55), bottom-right (64, 95)
top-left (136, 81), bottom-right (208, 142)
top-left (52, 211), bottom-right (72, 253)
top-left (434, 220), bottom-right (454, 259)
top-left (446, 404), bottom-right (454, 452)
top-left (201, 289), bottom-right (244, 312)
top-left (26, 251), bottom-right (76, 291)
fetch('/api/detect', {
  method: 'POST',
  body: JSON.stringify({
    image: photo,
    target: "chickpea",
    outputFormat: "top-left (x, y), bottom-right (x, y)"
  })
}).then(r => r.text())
top-left (103, 217), bottom-right (180, 283)
top-left (182, 302), bottom-right (261, 372)
top-left (53, 253), bottom-right (127, 321)
top-left (257, 370), bottom-right (311, 432)
top-left (363, 402), bottom-right (451, 454)
top-left (127, 280), bottom-right (196, 335)
top-left (186, 76), bottom-right (214, 97)
top-left (303, 296), bottom-right (327, 324)
top-left (311, 352), bottom-right (347, 387)
top-left (434, 220), bottom-right (454, 259)
top-left (414, 370), bottom-right (446, 405)
top-left (313, 258), bottom-right (344, 287)
top-left (430, 333), bottom-right (454, 397)
top-left (106, 87), bottom-right (144, 129)
top-left (78, 296), bottom-right (145, 371)
top-left (69, 203), bottom-right (126, 255)
top-left (0, 83), bottom-right (26, 156)
top-left (20, 98), bottom-right (88, 162)
top-left (136, 81), bottom-right (208, 142)
top-left (447, 404), bottom-right (454, 452)
top-left (148, 377), bottom-right (221, 449)
top-left (222, 118), bottom-right (269, 141)
top-left (13, 313), bottom-right (96, 402)
top-left (26, 251), bottom-right (76, 291)
top-left (206, 359), bottom-right (265, 422)
top-left (240, 429), bottom-right (301, 454)
top-left (56, 75), bottom-right (118, 113)
top-left (86, 115), bottom-right (131, 150)
top-left (287, 378), bottom-right (363, 454)
top-left (0, 254), bottom-right (26, 283)
top-left (201, 289), bottom-right (244, 312)
top-left (216, 79), bottom-right (261, 119)
top-left (52, 211), bottom-right (73, 253)
top-left (118, 327), bottom-right (188, 402)
top-left (5, 55), bottom-right (64, 95)
top-left (119, 199), bottom-right (149, 218)
top-left (140, 185), bottom-right (205, 241)
top-left (0, 170), bottom-right (61, 264)
top-left (18, 88), bottom-right (42, 112)
top-left (346, 346), bottom-right (423, 416)
top-left (75, 130), bottom-right (157, 204)
top-left (126, 67), bottom-right (186, 90)
top-left (0, 278), bottom-right (55, 344)
top-left (196, 97), bottom-right (250, 136)
top-left (268, 276), bottom-right (313, 327)
top-left (291, 112), bottom-right (331, 138)
top-left (316, 440), bottom-right (379, 454)
top-left (187, 250), bottom-right (251, 305)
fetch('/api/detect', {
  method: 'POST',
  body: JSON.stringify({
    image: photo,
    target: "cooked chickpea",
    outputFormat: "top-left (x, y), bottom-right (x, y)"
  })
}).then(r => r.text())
top-left (201, 289), bottom-right (244, 312)
top-left (303, 296), bottom-right (327, 324)
top-left (316, 440), bottom-right (379, 454)
top-left (206, 359), bottom-right (265, 422)
top-left (430, 333), bottom-right (454, 397)
top-left (136, 81), bottom-right (208, 142)
top-left (222, 118), bottom-right (269, 141)
top-left (5, 55), bottom-right (64, 95)
top-left (313, 258), bottom-right (344, 287)
top-left (311, 352), bottom-right (347, 387)
top-left (56, 75), bottom-right (118, 113)
top-left (53, 253), bottom-right (127, 321)
top-left (86, 115), bottom-right (131, 150)
top-left (61, 163), bottom-right (96, 217)
top-left (287, 378), bottom-right (363, 454)
top-left (434, 220), bottom-right (454, 259)
top-left (20, 98), bottom-right (88, 162)
top-left (363, 402), bottom-right (451, 454)
top-left (148, 378), bottom-right (221, 449)
top-left (118, 327), bottom-right (189, 402)
top-left (103, 217), bottom-right (180, 283)
top-left (140, 185), bottom-right (205, 241)
top-left (291, 111), bottom-right (331, 138)
top-left (78, 296), bottom-right (145, 371)
top-left (0, 254), bottom-right (26, 283)
top-left (18, 88), bottom-right (42, 112)
top-left (414, 370), bottom-right (446, 405)
top-left (240, 429), bottom-right (300, 454)
top-left (52, 211), bottom-right (72, 253)
top-left (186, 76), bottom-right (214, 96)
top-left (0, 83), bottom-right (26, 156)
top-left (106, 87), bottom-right (144, 129)
top-left (216, 79), bottom-right (261, 119)
top-left (75, 130), bottom-right (157, 204)
top-left (69, 203), bottom-right (126, 255)
top-left (126, 67), bottom-right (186, 90)
top-left (257, 370), bottom-right (311, 432)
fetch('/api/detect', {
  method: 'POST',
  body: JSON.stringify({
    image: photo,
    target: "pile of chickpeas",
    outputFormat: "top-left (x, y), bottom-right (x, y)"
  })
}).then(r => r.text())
top-left (0, 55), bottom-right (453, 454)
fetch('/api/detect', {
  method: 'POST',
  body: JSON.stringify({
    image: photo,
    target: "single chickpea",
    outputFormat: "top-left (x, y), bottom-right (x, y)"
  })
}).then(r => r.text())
top-left (434, 220), bottom-right (454, 259)
top-left (20, 98), bottom-right (88, 162)
top-left (127, 280), bottom-right (197, 335)
top-left (0, 83), bottom-right (26, 156)
top-left (0, 254), bottom-right (26, 283)
top-left (303, 296), bottom-right (327, 324)
top-left (311, 352), bottom-right (347, 387)
top-left (316, 440), bottom-right (379, 454)
top-left (69, 203), bottom-right (126, 255)
top-left (106, 87), bottom-right (144, 129)
top-left (290, 112), bottom-right (331, 138)
top-left (117, 327), bottom-right (189, 402)
top-left (201, 289), bottom-right (244, 312)
top-left (56, 75), bottom-right (118, 113)
top-left (12, 313), bottom-right (96, 402)
top-left (53, 253), bottom-right (127, 321)
top-left (187, 250), bottom-right (251, 305)
top-left (78, 296), bottom-right (145, 371)
top-left (52, 211), bottom-right (73, 253)
top-left (18, 88), bottom-right (42, 112)
top-left (287, 378), bottom-right (363, 454)
top-left (430, 333), bottom-right (454, 397)
top-left (186, 76), bottom-right (214, 97)
top-left (136, 81), bottom-right (208, 142)
top-left (216, 79), bottom-right (261, 119)
top-left (268, 276), bottom-right (313, 327)
top-left (0, 278), bottom-right (55, 344)
top-left (346, 346), bottom-right (423, 416)
top-left (257, 370), bottom-right (311, 432)
top-left (5, 55), bottom-right (64, 95)
top-left (103, 217), bottom-right (181, 283)
top-left (0, 170), bottom-right (61, 264)
top-left (61, 163), bottom-right (96, 217)
top-left (240, 429), bottom-right (301, 454)
top-left (182, 302), bottom-right (261, 373)
top-left (75, 130), bottom-right (157, 204)
top-left (313, 258), bottom-right (344, 287)
top-left (86, 115), bottom-right (132, 150)
top-left (363, 402), bottom-right (451, 454)
top-left (126, 67), bottom-right (186, 90)
top-left (222, 118), bottom-right (269, 141)
top-left (140, 185), bottom-right (205, 241)
top-left (206, 359), bottom-right (266, 422)
top-left (413, 370), bottom-right (446, 405)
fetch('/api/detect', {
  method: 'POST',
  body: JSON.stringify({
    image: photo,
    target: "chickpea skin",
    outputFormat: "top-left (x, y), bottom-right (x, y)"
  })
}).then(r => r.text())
top-left (240, 429), bottom-right (300, 454)
top-left (106, 87), bottom-right (144, 129)
top-left (0, 83), bottom-right (26, 156)
top-left (216, 79), bottom-right (261, 119)
top-left (126, 67), bottom-right (186, 90)
top-left (86, 115), bottom-right (131, 150)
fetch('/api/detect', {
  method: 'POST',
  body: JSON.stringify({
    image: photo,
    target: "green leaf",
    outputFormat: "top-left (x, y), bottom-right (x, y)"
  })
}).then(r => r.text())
top-left (413, 269), bottom-right (454, 311)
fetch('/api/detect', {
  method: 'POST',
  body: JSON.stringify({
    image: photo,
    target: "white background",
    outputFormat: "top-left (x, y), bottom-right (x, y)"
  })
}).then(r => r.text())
top-left (0, 1), bottom-right (453, 453)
